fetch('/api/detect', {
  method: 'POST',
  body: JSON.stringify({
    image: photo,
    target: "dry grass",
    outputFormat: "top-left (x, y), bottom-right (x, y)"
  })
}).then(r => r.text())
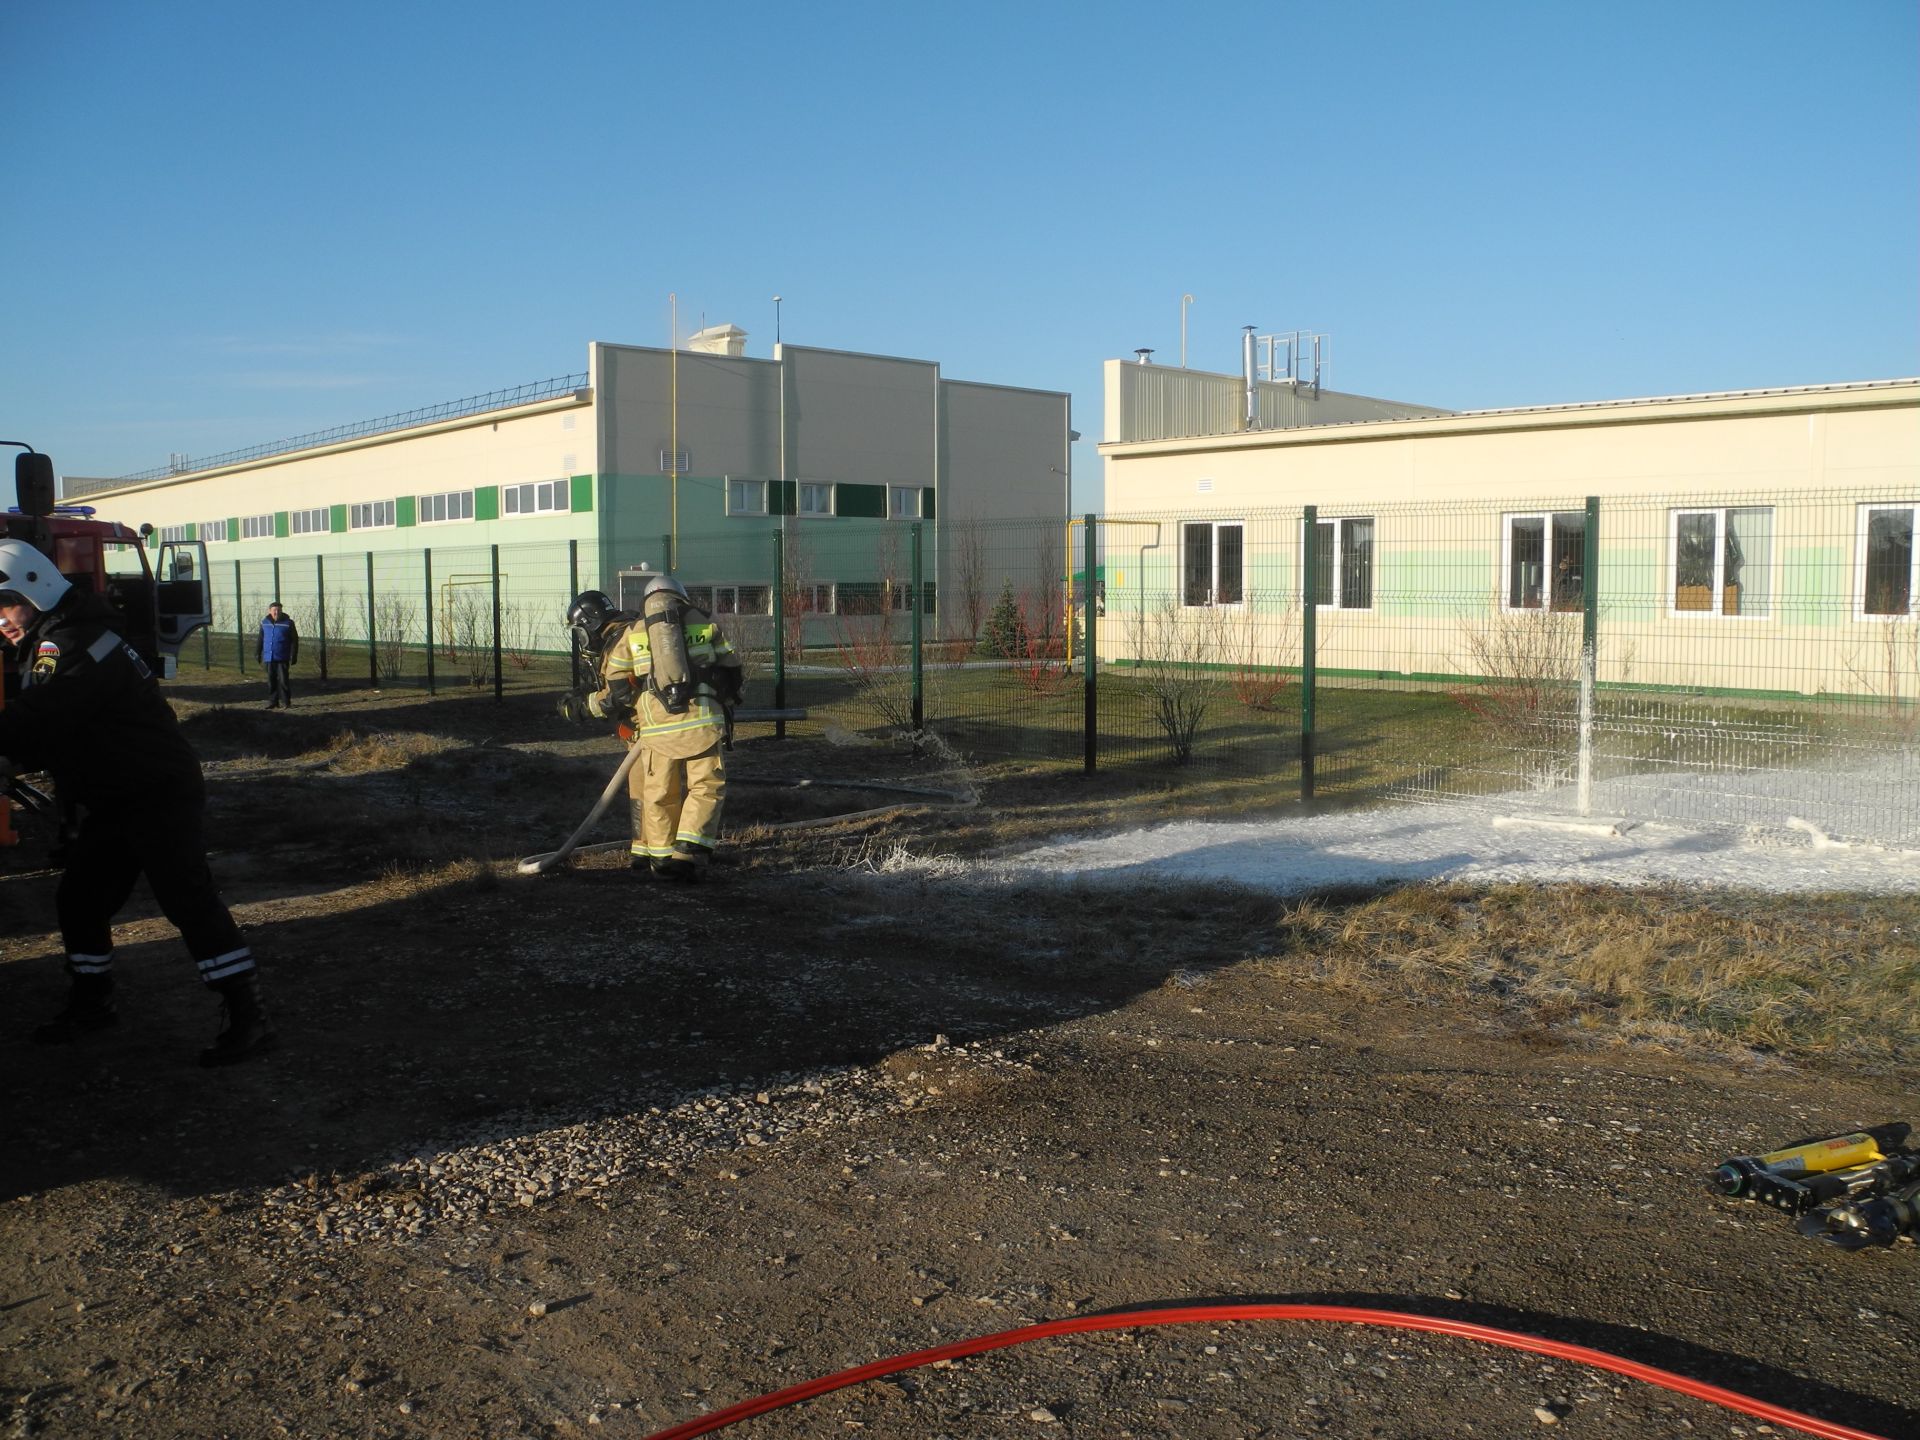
top-left (1256, 882), bottom-right (1919, 1067)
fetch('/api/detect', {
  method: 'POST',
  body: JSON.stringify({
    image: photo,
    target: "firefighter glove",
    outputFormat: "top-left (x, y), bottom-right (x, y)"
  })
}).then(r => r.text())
top-left (556, 691), bottom-right (590, 724)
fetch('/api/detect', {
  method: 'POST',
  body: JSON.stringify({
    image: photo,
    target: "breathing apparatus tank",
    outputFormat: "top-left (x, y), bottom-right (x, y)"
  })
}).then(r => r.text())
top-left (640, 574), bottom-right (698, 713)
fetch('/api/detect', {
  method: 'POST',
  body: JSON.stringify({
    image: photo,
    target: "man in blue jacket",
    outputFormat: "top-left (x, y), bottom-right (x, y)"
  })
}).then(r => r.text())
top-left (258, 600), bottom-right (299, 709)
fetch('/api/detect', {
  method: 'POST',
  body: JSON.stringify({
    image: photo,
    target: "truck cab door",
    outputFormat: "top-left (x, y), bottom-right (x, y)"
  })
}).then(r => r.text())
top-left (155, 540), bottom-right (212, 661)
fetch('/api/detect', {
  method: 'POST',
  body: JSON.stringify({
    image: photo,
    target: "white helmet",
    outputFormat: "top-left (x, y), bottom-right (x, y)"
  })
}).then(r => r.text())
top-left (642, 574), bottom-right (690, 603)
top-left (0, 539), bottom-right (72, 612)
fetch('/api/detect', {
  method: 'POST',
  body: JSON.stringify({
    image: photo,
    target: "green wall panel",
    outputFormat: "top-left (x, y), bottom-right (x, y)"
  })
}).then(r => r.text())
top-left (476, 486), bottom-right (499, 522)
top-left (922, 488), bottom-right (936, 520)
top-left (570, 474), bottom-right (594, 513)
top-left (838, 483), bottom-right (886, 519)
top-left (329, 503), bottom-right (347, 534)
top-left (396, 495), bottom-right (416, 528)
top-left (275, 511), bottom-right (290, 539)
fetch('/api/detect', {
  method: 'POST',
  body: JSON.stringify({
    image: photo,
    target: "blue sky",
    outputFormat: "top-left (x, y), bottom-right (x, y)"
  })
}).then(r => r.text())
top-left (4, 1), bottom-right (1914, 506)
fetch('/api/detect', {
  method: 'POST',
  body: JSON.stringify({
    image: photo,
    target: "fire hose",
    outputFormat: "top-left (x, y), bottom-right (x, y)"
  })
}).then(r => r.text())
top-left (634, 1303), bottom-right (1893, 1440)
top-left (515, 742), bottom-right (644, 876)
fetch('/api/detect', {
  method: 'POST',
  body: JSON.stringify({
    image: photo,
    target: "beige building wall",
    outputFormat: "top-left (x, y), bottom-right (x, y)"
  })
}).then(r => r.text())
top-left (1097, 380), bottom-right (1920, 698)
top-left (85, 392), bottom-right (595, 549)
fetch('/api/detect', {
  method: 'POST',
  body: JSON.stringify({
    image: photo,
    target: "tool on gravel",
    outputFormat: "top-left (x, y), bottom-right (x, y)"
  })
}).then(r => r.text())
top-left (1711, 1123), bottom-right (1909, 1200)
top-left (1742, 1149), bottom-right (1920, 1218)
top-left (1799, 1178), bottom-right (1920, 1250)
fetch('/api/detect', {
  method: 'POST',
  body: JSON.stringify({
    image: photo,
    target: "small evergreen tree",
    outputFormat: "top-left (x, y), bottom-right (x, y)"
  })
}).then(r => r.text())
top-left (979, 579), bottom-right (1024, 658)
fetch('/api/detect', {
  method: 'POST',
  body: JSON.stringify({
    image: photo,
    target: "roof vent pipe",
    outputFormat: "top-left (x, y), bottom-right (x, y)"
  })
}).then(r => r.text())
top-left (1134, 348), bottom-right (1155, 365)
top-left (1242, 326), bottom-right (1258, 429)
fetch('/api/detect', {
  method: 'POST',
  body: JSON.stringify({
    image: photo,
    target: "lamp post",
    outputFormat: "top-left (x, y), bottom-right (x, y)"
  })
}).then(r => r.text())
top-left (1181, 293), bottom-right (1194, 367)
top-left (773, 295), bottom-right (782, 347)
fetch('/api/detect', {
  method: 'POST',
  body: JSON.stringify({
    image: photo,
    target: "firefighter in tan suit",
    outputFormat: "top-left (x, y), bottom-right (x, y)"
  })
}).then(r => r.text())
top-left (566, 578), bottom-right (742, 881)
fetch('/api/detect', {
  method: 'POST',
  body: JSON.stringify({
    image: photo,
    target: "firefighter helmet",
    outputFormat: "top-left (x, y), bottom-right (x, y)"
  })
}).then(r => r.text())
top-left (0, 539), bottom-right (73, 613)
top-left (641, 574), bottom-right (691, 604)
top-left (566, 590), bottom-right (619, 653)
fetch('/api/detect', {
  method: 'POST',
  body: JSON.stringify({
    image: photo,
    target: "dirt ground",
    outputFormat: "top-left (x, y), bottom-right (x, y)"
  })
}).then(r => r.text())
top-left (2, 676), bottom-right (1915, 1440)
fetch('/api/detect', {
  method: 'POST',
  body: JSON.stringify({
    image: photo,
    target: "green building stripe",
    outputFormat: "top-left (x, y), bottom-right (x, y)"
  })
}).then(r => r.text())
top-left (396, 495), bottom-right (416, 528)
top-left (570, 474), bottom-right (594, 514)
top-left (922, 488), bottom-right (936, 520)
top-left (227, 516), bottom-right (239, 541)
top-left (475, 485), bottom-right (499, 522)
top-left (275, 511), bottom-right (289, 539)
top-left (329, 503), bottom-right (347, 534)
top-left (185, 522), bottom-right (198, 541)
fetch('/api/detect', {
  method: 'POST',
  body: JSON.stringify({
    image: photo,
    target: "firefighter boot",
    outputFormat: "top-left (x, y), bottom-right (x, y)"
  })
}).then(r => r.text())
top-left (200, 971), bottom-right (278, 1067)
top-left (33, 972), bottom-right (118, 1044)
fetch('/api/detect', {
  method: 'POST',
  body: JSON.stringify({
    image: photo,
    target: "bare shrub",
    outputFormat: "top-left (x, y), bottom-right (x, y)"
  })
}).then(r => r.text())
top-left (951, 519), bottom-right (989, 646)
top-left (499, 601), bottom-right (550, 673)
top-left (832, 614), bottom-right (917, 733)
top-left (445, 590), bottom-right (495, 688)
top-left (1127, 598), bottom-right (1229, 765)
top-left (1449, 601), bottom-right (1583, 760)
top-left (373, 595), bottom-right (418, 681)
top-left (1225, 591), bottom-right (1299, 712)
top-left (1842, 612), bottom-right (1920, 740)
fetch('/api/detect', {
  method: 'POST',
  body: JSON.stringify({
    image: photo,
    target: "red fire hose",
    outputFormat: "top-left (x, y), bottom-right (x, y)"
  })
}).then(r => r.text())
top-left (637, 1303), bottom-right (1891, 1440)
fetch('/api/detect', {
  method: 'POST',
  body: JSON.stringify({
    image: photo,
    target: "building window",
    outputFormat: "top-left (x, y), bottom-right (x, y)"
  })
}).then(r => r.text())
top-left (887, 581), bottom-right (935, 615)
top-left (686, 584), bottom-right (770, 617)
top-left (1306, 516), bottom-right (1373, 609)
top-left (796, 581), bottom-right (835, 614)
top-left (239, 513), bottom-right (275, 541)
top-left (727, 479), bottom-right (767, 516)
top-left (1670, 507), bottom-right (1771, 618)
top-left (502, 480), bottom-right (566, 517)
top-left (291, 507), bottom-right (328, 536)
top-left (418, 490), bottom-right (474, 525)
top-left (1504, 511), bottom-right (1585, 611)
top-left (350, 499), bottom-right (397, 531)
top-left (888, 486), bottom-right (926, 520)
top-left (159, 524), bottom-right (189, 544)
top-left (836, 582), bottom-right (886, 616)
top-left (197, 518), bottom-right (230, 542)
top-left (1181, 521), bottom-right (1244, 607)
top-left (799, 482), bottom-right (833, 517)
top-left (1859, 504), bottom-right (1916, 617)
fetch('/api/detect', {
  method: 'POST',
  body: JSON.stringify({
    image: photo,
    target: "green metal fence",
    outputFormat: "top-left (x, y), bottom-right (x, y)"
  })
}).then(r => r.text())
top-left (195, 485), bottom-right (1917, 845)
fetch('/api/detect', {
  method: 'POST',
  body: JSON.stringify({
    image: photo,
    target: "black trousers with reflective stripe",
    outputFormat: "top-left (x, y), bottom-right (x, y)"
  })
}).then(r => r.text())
top-left (55, 803), bottom-right (248, 978)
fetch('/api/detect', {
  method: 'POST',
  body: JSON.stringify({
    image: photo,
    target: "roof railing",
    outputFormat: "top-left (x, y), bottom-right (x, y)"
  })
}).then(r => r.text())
top-left (107, 371), bottom-right (590, 485)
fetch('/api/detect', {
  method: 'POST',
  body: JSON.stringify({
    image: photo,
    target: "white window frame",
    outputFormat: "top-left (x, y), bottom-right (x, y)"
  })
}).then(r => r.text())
top-left (1303, 515), bottom-right (1374, 610)
top-left (198, 518), bottom-right (230, 543)
top-left (797, 581), bottom-right (835, 614)
top-left (417, 489), bottom-right (475, 526)
top-left (726, 479), bottom-right (768, 517)
top-left (1667, 506), bottom-right (1772, 620)
top-left (888, 485), bottom-right (925, 520)
top-left (240, 513), bottom-right (275, 541)
top-left (349, 499), bottom-right (397, 531)
top-left (290, 507), bottom-right (329, 536)
top-left (1501, 510), bottom-right (1586, 612)
top-left (1182, 519), bottom-right (1246, 608)
top-left (798, 481), bottom-right (834, 517)
top-left (159, 524), bottom-right (189, 544)
top-left (1856, 502), bottom-right (1918, 620)
top-left (502, 480), bottom-right (567, 518)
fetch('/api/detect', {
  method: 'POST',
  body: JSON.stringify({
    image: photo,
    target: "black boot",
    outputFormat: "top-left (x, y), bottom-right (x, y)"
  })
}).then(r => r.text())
top-left (33, 972), bottom-right (118, 1044)
top-left (200, 971), bottom-right (278, 1067)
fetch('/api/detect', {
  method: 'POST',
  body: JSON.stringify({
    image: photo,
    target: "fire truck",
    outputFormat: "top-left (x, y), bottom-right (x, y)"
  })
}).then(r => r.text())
top-left (1, 443), bottom-right (212, 695)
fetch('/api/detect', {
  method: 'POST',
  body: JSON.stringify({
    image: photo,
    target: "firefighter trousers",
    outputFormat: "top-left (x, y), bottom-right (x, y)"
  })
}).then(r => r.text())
top-left (626, 740), bottom-right (726, 864)
top-left (55, 803), bottom-right (254, 984)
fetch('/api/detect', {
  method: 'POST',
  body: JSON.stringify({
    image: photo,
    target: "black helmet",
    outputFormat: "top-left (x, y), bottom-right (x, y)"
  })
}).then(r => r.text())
top-left (567, 590), bottom-right (618, 652)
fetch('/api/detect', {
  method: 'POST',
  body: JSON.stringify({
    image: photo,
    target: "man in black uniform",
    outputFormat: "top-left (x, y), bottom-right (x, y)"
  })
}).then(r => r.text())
top-left (0, 539), bottom-right (275, 1065)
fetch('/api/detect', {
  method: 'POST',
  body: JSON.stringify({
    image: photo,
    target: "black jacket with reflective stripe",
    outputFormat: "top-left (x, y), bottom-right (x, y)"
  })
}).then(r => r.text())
top-left (0, 591), bottom-right (204, 809)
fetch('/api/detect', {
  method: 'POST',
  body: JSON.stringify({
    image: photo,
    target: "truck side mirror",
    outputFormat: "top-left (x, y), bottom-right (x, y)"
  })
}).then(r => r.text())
top-left (15, 452), bottom-right (55, 517)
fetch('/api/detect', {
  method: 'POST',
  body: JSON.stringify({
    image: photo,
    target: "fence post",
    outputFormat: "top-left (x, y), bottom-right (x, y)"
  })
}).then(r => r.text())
top-left (1301, 505), bottom-right (1318, 803)
top-left (910, 522), bottom-right (924, 733)
top-left (490, 543), bottom-right (503, 702)
top-left (423, 548), bottom-right (437, 697)
top-left (1578, 495), bottom-right (1600, 817)
top-left (367, 551), bottom-right (379, 690)
top-left (1083, 512), bottom-right (1098, 775)
top-left (233, 560), bottom-right (246, 674)
top-left (772, 530), bottom-right (786, 740)
top-left (316, 555), bottom-right (329, 681)
top-left (272, 557), bottom-right (281, 611)
top-left (568, 538), bottom-right (581, 692)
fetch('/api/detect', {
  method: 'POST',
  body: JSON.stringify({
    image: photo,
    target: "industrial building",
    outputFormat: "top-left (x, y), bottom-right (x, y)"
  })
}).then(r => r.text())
top-left (66, 330), bottom-right (1073, 642)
